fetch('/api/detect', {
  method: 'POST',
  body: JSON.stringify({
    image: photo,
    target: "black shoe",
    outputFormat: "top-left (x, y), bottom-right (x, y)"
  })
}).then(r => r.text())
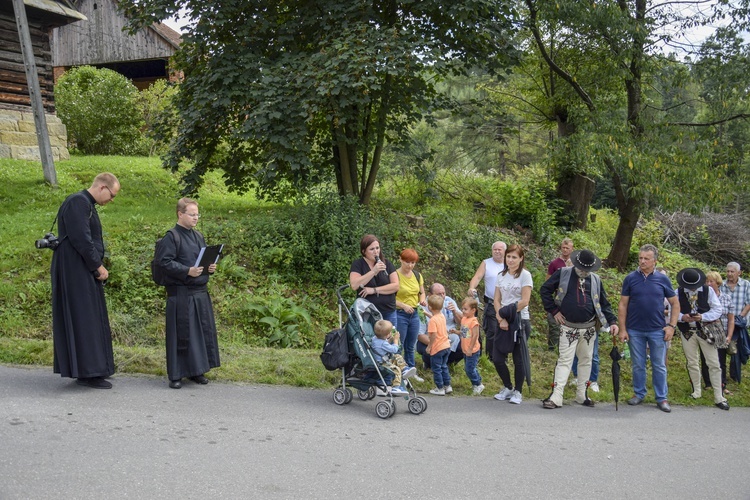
top-left (190, 374), bottom-right (209, 384)
top-left (76, 377), bottom-right (112, 389)
top-left (169, 379), bottom-right (182, 389)
top-left (581, 398), bottom-right (595, 407)
top-left (715, 401), bottom-right (730, 411)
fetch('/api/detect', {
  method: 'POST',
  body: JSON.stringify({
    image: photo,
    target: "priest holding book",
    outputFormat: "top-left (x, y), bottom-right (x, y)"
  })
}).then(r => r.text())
top-left (154, 197), bottom-right (221, 389)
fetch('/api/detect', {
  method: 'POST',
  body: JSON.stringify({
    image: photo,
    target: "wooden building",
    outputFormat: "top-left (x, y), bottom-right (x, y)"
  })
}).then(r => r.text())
top-left (0, 0), bottom-right (85, 161)
top-left (51, 0), bottom-right (181, 90)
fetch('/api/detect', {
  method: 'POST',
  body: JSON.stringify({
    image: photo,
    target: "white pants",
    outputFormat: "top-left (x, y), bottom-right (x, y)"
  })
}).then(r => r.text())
top-left (549, 324), bottom-right (596, 406)
top-left (679, 329), bottom-right (726, 404)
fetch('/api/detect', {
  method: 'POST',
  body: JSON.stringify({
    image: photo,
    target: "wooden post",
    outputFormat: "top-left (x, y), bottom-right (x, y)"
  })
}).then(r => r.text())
top-left (12, 0), bottom-right (58, 187)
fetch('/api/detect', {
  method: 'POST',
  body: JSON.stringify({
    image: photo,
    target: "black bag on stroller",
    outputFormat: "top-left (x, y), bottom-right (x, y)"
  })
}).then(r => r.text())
top-left (320, 328), bottom-right (349, 371)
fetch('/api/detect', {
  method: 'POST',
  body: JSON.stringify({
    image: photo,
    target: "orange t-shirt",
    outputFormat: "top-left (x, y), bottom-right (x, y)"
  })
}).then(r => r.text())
top-left (460, 316), bottom-right (481, 355)
top-left (427, 313), bottom-right (450, 354)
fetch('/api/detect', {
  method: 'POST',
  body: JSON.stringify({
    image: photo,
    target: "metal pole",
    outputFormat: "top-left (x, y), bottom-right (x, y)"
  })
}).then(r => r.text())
top-left (12, 0), bottom-right (58, 187)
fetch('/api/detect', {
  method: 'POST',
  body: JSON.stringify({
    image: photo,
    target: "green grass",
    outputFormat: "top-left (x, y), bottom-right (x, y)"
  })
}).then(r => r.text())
top-left (0, 156), bottom-right (748, 407)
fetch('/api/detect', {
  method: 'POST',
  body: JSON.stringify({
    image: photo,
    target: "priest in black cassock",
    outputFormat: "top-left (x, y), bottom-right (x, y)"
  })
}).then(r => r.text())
top-left (155, 198), bottom-right (220, 389)
top-left (51, 172), bottom-right (120, 389)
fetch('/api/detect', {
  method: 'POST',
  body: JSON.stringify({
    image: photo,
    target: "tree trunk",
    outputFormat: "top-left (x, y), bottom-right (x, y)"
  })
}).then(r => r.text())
top-left (604, 170), bottom-right (641, 271)
top-left (557, 172), bottom-right (595, 230)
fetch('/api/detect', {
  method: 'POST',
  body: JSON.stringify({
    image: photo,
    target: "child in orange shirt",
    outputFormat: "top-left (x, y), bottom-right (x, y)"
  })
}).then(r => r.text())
top-left (459, 297), bottom-right (484, 395)
top-left (427, 294), bottom-right (452, 395)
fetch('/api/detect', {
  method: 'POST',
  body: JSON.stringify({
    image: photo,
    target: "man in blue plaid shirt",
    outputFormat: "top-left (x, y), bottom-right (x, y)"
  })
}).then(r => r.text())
top-left (720, 262), bottom-right (750, 322)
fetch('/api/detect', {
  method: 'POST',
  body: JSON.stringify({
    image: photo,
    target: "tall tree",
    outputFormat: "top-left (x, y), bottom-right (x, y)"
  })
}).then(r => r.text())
top-left (119, 0), bottom-right (519, 203)
top-left (522, 0), bottom-right (750, 269)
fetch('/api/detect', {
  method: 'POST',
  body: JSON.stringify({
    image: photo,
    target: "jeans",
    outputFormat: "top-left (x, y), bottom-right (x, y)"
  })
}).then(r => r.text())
top-left (628, 329), bottom-right (668, 402)
top-left (430, 348), bottom-right (451, 388)
top-left (572, 333), bottom-right (599, 382)
top-left (464, 351), bottom-right (482, 386)
top-left (417, 339), bottom-right (465, 370)
top-left (396, 309), bottom-right (421, 368)
top-left (381, 310), bottom-right (398, 328)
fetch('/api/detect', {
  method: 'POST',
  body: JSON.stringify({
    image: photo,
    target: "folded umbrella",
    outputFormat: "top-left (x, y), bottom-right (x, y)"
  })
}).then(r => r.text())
top-left (609, 344), bottom-right (622, 411)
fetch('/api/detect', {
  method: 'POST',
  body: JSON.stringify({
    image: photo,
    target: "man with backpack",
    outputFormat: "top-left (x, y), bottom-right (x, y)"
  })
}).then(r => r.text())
top-left (539, 249), bottom-right (619, 409)
top-left (153, 198), bottom-right (220, 389)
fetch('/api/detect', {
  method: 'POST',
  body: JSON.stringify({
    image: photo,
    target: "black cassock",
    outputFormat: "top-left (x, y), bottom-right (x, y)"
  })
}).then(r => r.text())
top-left (52, 190), bottom-right (114, 379)
top-left (156, 224), bottom-right (220, 381)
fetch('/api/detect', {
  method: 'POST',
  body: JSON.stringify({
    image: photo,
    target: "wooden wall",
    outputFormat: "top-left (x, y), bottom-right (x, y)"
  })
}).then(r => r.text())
top-left (52, 0), bottom-right (177, 67)
top-left (0, 12), bottom-right (55, 112)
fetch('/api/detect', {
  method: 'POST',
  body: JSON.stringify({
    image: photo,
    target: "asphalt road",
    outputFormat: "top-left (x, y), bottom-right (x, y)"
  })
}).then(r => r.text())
top-left (1, 365), bottom-right (748, 499)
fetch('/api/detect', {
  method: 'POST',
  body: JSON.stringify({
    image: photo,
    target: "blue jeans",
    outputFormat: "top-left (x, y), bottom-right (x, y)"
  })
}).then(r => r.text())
top-left (380, 310), bottom-right (398, 328)
top-left (572, 334), bottom-right (599, 382)
top-left (430, 348), bottom-right (451, 388)
top-left (396, 309), bottom-right (420, 368)
top-left (464, 351), bottom-right (482, 386)
top-left (628, 328), bottom-right (668, 402)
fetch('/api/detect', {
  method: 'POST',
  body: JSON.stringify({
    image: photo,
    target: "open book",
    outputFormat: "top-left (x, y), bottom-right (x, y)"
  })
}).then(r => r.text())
top-left (194, 244), bottom-right (224, 275)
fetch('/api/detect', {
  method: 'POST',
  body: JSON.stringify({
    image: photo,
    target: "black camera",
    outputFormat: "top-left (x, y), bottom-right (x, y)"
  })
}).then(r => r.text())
top-left (35, 232), bottom-right (60, 250)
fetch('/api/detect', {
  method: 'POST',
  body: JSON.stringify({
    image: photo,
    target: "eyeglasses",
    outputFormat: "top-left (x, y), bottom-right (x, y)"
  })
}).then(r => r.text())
top-left (104, 186), bottom-right (116, 199)
top-left (182, 212), bottom-right (200, 218)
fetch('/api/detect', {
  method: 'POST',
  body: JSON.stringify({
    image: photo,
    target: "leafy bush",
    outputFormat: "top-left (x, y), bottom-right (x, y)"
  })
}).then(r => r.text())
top-left (55, 66), bottom-right (147, 155)
top-left (136, 79), bottom-right (180, 156)
top-left (238, 294), bottom-right (312, 348)
top-left (243, 193), bottom-right (378, 286)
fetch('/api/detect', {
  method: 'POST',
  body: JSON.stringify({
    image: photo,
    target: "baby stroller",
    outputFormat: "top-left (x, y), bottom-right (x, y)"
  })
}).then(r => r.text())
top-left (323, 285), bottom-right (427, 418)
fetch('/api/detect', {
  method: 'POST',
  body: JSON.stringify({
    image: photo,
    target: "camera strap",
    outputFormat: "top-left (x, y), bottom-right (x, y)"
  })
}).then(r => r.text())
top-left (49, 215), bottom-right (58, 233)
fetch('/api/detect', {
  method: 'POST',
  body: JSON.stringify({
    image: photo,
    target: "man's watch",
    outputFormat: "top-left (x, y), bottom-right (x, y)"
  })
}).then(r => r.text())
top-left (666, 323), bottom-right (676, 329)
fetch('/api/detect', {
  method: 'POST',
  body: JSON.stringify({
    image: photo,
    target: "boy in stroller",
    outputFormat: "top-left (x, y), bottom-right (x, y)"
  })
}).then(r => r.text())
top-left (372, 320), bottom-right (417, 395)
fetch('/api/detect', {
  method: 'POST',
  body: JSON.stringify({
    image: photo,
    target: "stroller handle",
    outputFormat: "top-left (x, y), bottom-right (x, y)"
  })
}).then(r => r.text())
top-left (336, 284), bottom-right (351, 303)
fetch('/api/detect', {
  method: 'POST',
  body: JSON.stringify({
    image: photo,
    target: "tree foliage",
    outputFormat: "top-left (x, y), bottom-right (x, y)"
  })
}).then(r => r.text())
top-left (118, 0), bottom-right (520, 202)
top-left (518, 0), bottom-right (750, 269)
top-left (55, 66), bottom-right (146, 155)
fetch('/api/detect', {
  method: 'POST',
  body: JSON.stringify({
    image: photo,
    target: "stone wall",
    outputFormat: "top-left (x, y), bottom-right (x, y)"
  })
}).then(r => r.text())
top-left (0, 109), bottom-right (69, 161)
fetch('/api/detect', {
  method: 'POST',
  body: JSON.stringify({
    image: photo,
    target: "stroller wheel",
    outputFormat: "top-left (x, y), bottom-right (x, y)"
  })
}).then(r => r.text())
top-left (388, 400), bottom-right (396, 417)
top-left (367, 386), bottom-right (377, 400)
top-left (408, 397), bottom-right (425, 415)
top-left (376, 401), bottom-right (391, 419)
top-left (416, 396), bottom-right (428, 412)
top-left (344, 388), bottom-right (353, 404)
top-left (332, 388), bottom-right (347, 405)
top-left (357, 389), bottom-right (370, 401)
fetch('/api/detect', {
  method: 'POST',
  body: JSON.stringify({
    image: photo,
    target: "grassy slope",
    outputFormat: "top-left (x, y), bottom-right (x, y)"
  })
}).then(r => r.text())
top-left (0, 156), bottom-right (747, 407)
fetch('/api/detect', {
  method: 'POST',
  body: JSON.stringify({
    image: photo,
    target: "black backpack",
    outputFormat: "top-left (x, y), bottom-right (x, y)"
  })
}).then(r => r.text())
top-left (320, 328), bottom-right (350, 371)
top-left (151, 228), bottom-right (181, 286)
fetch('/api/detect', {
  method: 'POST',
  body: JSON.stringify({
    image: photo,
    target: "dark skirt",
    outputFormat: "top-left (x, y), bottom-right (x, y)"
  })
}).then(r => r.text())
top-left (165, 286), bottom-right (220, 380)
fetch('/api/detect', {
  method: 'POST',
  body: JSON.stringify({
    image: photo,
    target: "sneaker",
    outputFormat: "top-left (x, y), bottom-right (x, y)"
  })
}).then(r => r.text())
top-left (509, 390), bottom-right (523, 404)
top-left (493, 387), bottom-right (513, 401)
top-left (569, 378), bottom-right (578, 387)
top-left (429, 387), bottom-right (445, 396)
top-left (375, 387), bottom-right (388, 397)
top-left (473, 384), bottom-right (485, 395)
top-left (590, 382), bottom-right (600, 393)
top-left (444, 385), bottom-right (453, 394)
top-left (390, 386), bottom-right (408, 396)
top-left (412, 374), bottom-right (425, 383)
top-left (402, 367), bottom-right (417, 379)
